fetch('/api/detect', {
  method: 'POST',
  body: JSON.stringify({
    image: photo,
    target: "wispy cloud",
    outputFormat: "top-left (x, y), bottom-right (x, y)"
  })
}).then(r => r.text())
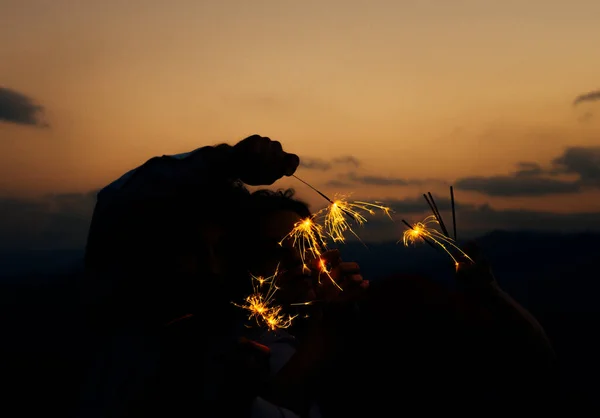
top-left (332, 156), bottom-right (360, 167)
top-left (380, 196), bottom-right (475, 215)
top-left (455, 175), bottom-right (581, 197)
top-left (300, 155), bottom-right (361, 171)
top-left (573, 90), bottom-right (600, 106)
top-left (330, 171), bottom-right (447, 187)
top-left (0, 87), bottom-right (48, 128)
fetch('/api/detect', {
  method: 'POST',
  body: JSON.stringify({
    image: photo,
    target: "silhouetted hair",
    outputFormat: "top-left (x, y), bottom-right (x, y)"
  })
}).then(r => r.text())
top-left (247, 187), bottom-right (311, 219)
top-left (83, 176), bottom-right (311, 324)
top-left (212, 187), bottom-right (311, 305)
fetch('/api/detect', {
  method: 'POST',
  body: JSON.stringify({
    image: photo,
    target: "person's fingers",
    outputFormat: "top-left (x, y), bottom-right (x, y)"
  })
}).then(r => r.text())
top-left (237, 337), bottom-right (271, 356)
top-left (461, 240), bottom-right (482, 259)
top-left (283, 153), bottom-right (300, 176)
top-left (257, 136), bottom-right (272, 159)
top-left (319, 249), bottom-right (342, 266)
top-left (333, 277), bottom-right (369, 305)
top-left (235, 135), bottom-right (300, 184)
top-left (348, 273), bottom-right (363, 283)
top-left (269, 141), bottom-right (290, 180)
top-left (338, 261), bottom-right (360, 276)
top-left (269, 139), bottom-right (283, 154)
top-left (237, 134), bottom-right (260, 151)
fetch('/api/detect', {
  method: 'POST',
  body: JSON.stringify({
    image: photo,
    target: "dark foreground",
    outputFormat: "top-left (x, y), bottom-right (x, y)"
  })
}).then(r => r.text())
top-left (1, 231), bottom-right (599, 415)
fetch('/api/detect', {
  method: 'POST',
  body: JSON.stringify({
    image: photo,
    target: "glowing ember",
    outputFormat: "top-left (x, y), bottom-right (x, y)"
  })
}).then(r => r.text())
top-left (318, 194), bottom-right (392, 243)
top-left (401, 215), bottom-right (474, 269)
top-left (232, 266), bottom-right (297, 331)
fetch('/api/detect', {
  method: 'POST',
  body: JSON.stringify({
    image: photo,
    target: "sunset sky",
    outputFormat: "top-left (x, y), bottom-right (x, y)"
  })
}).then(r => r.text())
top-left (2, 0), bottom-right (600, 249)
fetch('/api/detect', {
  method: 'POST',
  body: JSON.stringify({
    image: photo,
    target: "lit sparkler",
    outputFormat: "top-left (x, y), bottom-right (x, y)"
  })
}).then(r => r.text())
top-left (232, 266), bottom-right (297, 331)
top-left (278, 216), bottom-right (328, 270)
top-left (317, 194), bottom-right (393, 243)
top-left (401, 215), bottom-right (474, 268)
top-left (279, 217), bottom-right (345, 290)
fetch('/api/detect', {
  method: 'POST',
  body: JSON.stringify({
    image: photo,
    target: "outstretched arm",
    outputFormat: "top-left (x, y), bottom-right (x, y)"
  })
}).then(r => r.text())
top-left (455, 243), bottom-right (558, 403)
top-left (85, 135), bottom-right (300, 272)
top-left (455, 245), bottom-right (555, 360)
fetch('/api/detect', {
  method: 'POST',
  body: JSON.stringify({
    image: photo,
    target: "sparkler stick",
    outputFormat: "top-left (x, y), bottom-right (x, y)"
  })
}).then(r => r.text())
top-left (293, 174), bottom-right (365, 220)
top-left (425, 192), bottom-right (449, 238)
top-left (450, 186), bottom-right (457, 241)
top-left (401, 219), bottom-right (438, 251)
top-left (423, 194), bottom-right (438, 223)
top-left (292, 174), bottom-right (334, 204)
top-left (293, 175), bottom-right (392, 243)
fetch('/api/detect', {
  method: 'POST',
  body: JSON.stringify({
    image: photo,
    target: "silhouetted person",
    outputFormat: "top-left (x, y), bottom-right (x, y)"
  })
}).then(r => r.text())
top-left (314, 245), bottom-right (559, 416)
top-left (79, 135), bottom-right (298, 416)
top-left (78, 135), bottom-right (368, 417)
top-left (83, 135), bottom-right (300, 328)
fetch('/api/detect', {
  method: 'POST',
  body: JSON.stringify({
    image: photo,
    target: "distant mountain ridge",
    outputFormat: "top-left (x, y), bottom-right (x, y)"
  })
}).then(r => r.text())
top-left (2, 229), bottom-right (599, 287)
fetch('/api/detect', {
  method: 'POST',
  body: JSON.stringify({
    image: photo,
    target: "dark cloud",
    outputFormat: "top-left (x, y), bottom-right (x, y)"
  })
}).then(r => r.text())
top-left (338, 171), bottom-right (445, 187)
top-left (455, 175), bottom-right (581, 197)
top-left (300, 155), bottom-right (361, 171)
top-left (0, 191), bottom-right (97, 251)
top-left (300, 158), bottom-right (332, 170)
top-left (514, 162), bottom-right (544, 177)
top-left (381, 196), bottom-right (475, 215)
top-left (324, 179), bottom-right (354, 188)
top-left (0, 87), bottom-right (48, 127)
top-left (578, 111), bottom-right (594, 124)
top-left (552, 146), bottom-right (600, 187)
top-left (347, 172), bottom-right (412, 186)
top-left (456, 204), bottom-right (600, 238)
top-left (454, 146), bottom-right (600, 197)
top-left (324, 147), bottom-right (600, 198)
top-left (351, 195), bottom-right (600, 242)
top-left (573, 90), bottom-right (600, 106)
top-left (331, 156), bottom-right (360, 167)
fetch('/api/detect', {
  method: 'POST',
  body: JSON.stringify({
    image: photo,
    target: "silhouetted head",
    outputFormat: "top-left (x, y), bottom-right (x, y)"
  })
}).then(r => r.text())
top-left (208, 188), bottom-right (318, 313)
top-left (84, 182), bottom-right (313, 325)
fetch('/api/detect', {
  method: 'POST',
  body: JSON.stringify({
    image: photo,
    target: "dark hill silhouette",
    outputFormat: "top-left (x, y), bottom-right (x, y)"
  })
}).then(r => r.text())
top-left (1, 230), bottom-right (599, 414)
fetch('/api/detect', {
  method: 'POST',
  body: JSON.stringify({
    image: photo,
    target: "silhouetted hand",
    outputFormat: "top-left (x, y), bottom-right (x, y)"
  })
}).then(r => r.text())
top-left (259, 253), bottom-right (368, 415)
top-left (271, 250), bottom-right (367, 309)
top-left (315, 249), bottom-right (369, 305)
top-left (296, 250), bottom-right (368, 356)
top-left (455, 241), bottom-right (496, 289)
top-left (231, 135), bottom-right (300, 185)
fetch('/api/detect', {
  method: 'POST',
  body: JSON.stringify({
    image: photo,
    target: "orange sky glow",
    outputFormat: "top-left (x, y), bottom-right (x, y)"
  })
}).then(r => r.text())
top-left (2, 0), bottom-right (600, 230)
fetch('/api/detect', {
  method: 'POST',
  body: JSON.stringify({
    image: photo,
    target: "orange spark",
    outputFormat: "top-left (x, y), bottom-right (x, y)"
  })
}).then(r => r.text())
top-left (232, 266), bottom-right (297, 331)
top-left (318, 194), bottom-right (392, 243)
top-left (401, 215), bottom-right (474, 269)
